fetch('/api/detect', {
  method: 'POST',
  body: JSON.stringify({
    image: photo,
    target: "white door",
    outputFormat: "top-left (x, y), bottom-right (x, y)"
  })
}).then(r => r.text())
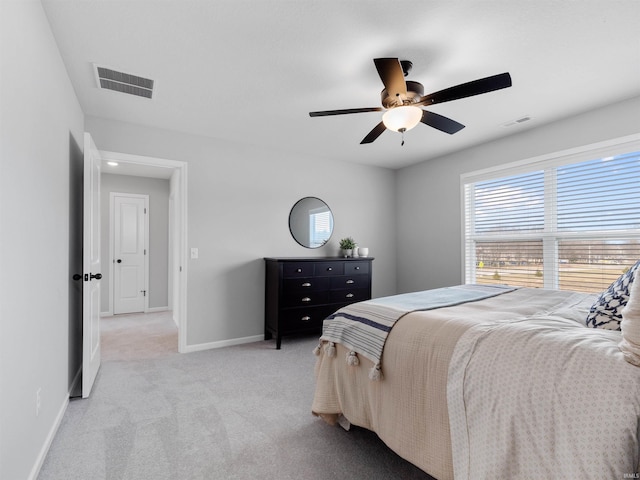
top-left (113, 194), bottom-right (147, 314)
top-left (82, 133), bottom-right (102, 398)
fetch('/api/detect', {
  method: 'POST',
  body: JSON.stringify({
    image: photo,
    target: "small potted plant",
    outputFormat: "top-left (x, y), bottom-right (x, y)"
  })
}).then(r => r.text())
top-left (339, 237), bottom-right (356, 257)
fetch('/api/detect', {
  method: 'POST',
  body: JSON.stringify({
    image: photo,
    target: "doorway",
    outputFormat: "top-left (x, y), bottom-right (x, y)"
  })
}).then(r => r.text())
top-left (99, 150), bottom-right (188, 353)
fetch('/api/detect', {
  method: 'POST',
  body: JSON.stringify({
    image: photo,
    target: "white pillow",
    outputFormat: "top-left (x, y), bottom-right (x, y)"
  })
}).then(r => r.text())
top-left (620, 274), bottom-right (640, 366)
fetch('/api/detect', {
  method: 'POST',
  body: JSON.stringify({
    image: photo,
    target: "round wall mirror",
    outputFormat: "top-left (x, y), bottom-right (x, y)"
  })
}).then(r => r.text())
top-left (289, 197), bottom-right (334, 248)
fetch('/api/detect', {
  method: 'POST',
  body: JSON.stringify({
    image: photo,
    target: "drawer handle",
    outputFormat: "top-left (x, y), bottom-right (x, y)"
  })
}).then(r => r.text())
top-left (302, 297), bottom-right (311, 302)
top-left (301, 282), bottom-right (311, 287)
top-left (346, 279), bottom-right (354, 284)
top-left (296, 268), bottom-right (302, 273)
top-left (301, 316), bottom-right (311, 322)
top-left (346, 293), bottom-right (354, 298)
top-left (326, 267), bottom-right (332, 271)
top-left (355, 266), bottom-right (360, 270)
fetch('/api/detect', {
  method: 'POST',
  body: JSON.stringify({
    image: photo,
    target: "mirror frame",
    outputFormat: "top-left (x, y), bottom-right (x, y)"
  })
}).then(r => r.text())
top-left (288, 197), bottom-right (334, 249)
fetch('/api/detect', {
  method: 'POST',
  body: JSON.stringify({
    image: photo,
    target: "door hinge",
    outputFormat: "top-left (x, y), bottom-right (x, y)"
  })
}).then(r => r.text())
top-left (144, 208), bottom-right (147, 214)
top-left (144, 249), bottom-right (147, 255)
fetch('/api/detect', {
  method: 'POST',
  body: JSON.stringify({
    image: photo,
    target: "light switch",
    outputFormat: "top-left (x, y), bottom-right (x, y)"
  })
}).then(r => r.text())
top-left (191, 247), bottom-right (199, 259)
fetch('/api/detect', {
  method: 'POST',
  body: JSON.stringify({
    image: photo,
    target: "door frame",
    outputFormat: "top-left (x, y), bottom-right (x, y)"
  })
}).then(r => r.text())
top-left (99, 150), bottom-right (189, 353)
top-left (109, 192), bottom-right (150, 314)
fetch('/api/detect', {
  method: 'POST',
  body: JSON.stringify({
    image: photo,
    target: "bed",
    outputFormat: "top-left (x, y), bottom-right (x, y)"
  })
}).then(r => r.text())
top-left (311, 284), bottom-right (640, 479)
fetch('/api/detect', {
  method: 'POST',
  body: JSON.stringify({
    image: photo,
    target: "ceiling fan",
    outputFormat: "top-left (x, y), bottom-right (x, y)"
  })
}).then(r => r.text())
top-left (309, 58), bottom-right (512, 145)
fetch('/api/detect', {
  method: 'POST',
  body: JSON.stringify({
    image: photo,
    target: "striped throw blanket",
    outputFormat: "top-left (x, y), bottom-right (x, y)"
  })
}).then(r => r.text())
top-left (317, 284), bottom-right (516, 379)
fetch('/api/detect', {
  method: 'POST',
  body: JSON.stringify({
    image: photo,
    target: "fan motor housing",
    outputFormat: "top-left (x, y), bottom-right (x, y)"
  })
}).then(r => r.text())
top-left (381, 81), bottom-right (424, 108)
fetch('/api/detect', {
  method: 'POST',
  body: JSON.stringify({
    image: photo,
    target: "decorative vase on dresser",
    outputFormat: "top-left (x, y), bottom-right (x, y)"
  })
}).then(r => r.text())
top-left (264, 257), bottom-right (374, 349)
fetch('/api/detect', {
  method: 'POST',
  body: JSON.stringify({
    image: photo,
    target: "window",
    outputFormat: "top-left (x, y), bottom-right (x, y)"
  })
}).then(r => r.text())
top-left (309, 208), bottom-right (333, 248)
top-left (463, 137), bottom-right (640, 293)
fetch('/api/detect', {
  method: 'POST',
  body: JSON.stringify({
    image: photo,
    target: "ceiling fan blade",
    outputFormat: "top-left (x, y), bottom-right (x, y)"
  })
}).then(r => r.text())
top-left (421, 110), bottom-right (465, 134)
top-left (418, 72), bottom-right (512, 106)
top-left (309, 107), bottom-right (383, 117)
top-left (374, 58), bottom-right (407, 100)
top-left (360, 121), bottom-right (387, 144)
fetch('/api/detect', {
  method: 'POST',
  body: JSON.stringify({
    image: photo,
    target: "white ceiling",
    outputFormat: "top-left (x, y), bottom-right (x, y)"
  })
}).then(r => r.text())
top-left (41, 1), bottom-right (640, 170)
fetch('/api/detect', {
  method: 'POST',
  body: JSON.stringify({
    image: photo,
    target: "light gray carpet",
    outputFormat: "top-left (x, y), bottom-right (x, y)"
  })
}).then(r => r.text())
top-left (38, 312), bottom-right (434, 480)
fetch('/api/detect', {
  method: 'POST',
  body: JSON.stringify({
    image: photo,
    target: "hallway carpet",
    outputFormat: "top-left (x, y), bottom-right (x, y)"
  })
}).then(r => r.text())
top-left (38, 312), bottom-right (434, 479)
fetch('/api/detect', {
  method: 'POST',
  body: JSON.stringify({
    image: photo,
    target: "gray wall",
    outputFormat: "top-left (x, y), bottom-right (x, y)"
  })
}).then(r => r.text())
top-left (0, 1), bottom-right (85, 478)
top-left (396, 95), bottom-right (640, 294)
top-left (86, 116), bottom-right (398, 347)
top-left (100, 173), bottom-right (170, 313)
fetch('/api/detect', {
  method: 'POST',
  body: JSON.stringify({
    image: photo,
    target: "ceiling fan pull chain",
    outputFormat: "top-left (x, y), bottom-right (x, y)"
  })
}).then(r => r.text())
top-left (400, 127), bottom-right (406, 146)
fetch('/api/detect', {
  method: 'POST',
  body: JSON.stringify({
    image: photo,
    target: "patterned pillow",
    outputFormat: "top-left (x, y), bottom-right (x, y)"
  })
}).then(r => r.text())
top-left (586, 260), bottom-right (640, 330)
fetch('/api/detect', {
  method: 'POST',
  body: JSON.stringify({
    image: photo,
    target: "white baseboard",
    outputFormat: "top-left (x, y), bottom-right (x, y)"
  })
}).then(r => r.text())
top-left (101, 306), bottom-right (169, 317)
top-left (182, 334), bottom-right (265, 353)
top-left (28, 392), bottom-right (69, 480)
top-left (147, 306), bottom-right (169, 313)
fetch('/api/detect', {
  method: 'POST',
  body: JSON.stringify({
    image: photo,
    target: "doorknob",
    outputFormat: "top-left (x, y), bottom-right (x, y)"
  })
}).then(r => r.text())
top-left (90, 273), bottom-right (102, 280)
top-left (72, 274), bottom-right (82, 281)
top-left (116, 259), bottom-right (122, 263)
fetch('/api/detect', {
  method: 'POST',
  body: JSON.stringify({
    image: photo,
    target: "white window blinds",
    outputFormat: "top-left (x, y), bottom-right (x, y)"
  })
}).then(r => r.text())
top-left (472, 170), bottom-right (544, 234)
top-left (556, 152), bottom-right (640, 232)
top-left (463, 144), bottom-right (640, 293)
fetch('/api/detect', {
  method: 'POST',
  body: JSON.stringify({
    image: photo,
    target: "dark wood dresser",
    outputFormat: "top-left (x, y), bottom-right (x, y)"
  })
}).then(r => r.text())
top-left (264, 257), bottom-right (374, 349)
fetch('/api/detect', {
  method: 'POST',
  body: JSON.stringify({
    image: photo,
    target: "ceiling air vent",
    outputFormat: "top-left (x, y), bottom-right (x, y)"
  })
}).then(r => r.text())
top-left (93, 64), bottom-right (154, 99)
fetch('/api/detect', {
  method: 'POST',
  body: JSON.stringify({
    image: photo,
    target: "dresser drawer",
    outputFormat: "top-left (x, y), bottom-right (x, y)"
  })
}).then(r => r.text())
top-left (282, 291), bottom-right (329, 307)
top-left (281, 306), bottom-right (333, 332)
top-left (330, 274), bottom-right (369, 290)
top-left (314, 262), bottom-right (344, 276)
top-left (283, 277), bottom-right (329, 292)
top-left (328, 288), bottom-right (370, 303)
top-left (282, 262), bottom-right (314, 277)
top-left (345, 261), bottom-right (370, 275)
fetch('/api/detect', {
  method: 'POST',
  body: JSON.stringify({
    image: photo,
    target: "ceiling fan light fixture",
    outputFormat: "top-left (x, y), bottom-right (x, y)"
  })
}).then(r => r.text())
top-left (382, 106), bottom-right (422, 132)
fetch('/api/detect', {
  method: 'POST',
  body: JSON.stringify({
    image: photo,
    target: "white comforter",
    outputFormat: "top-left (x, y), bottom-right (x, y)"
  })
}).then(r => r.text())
top-left (313, 287), bottom-right (640, 479)
top-left (448, 290), bottom-right (640, 479)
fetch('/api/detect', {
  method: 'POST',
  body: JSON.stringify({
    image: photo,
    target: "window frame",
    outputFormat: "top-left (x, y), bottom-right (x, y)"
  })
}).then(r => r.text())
top-left (460, 134), bottom-right (640, 289)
